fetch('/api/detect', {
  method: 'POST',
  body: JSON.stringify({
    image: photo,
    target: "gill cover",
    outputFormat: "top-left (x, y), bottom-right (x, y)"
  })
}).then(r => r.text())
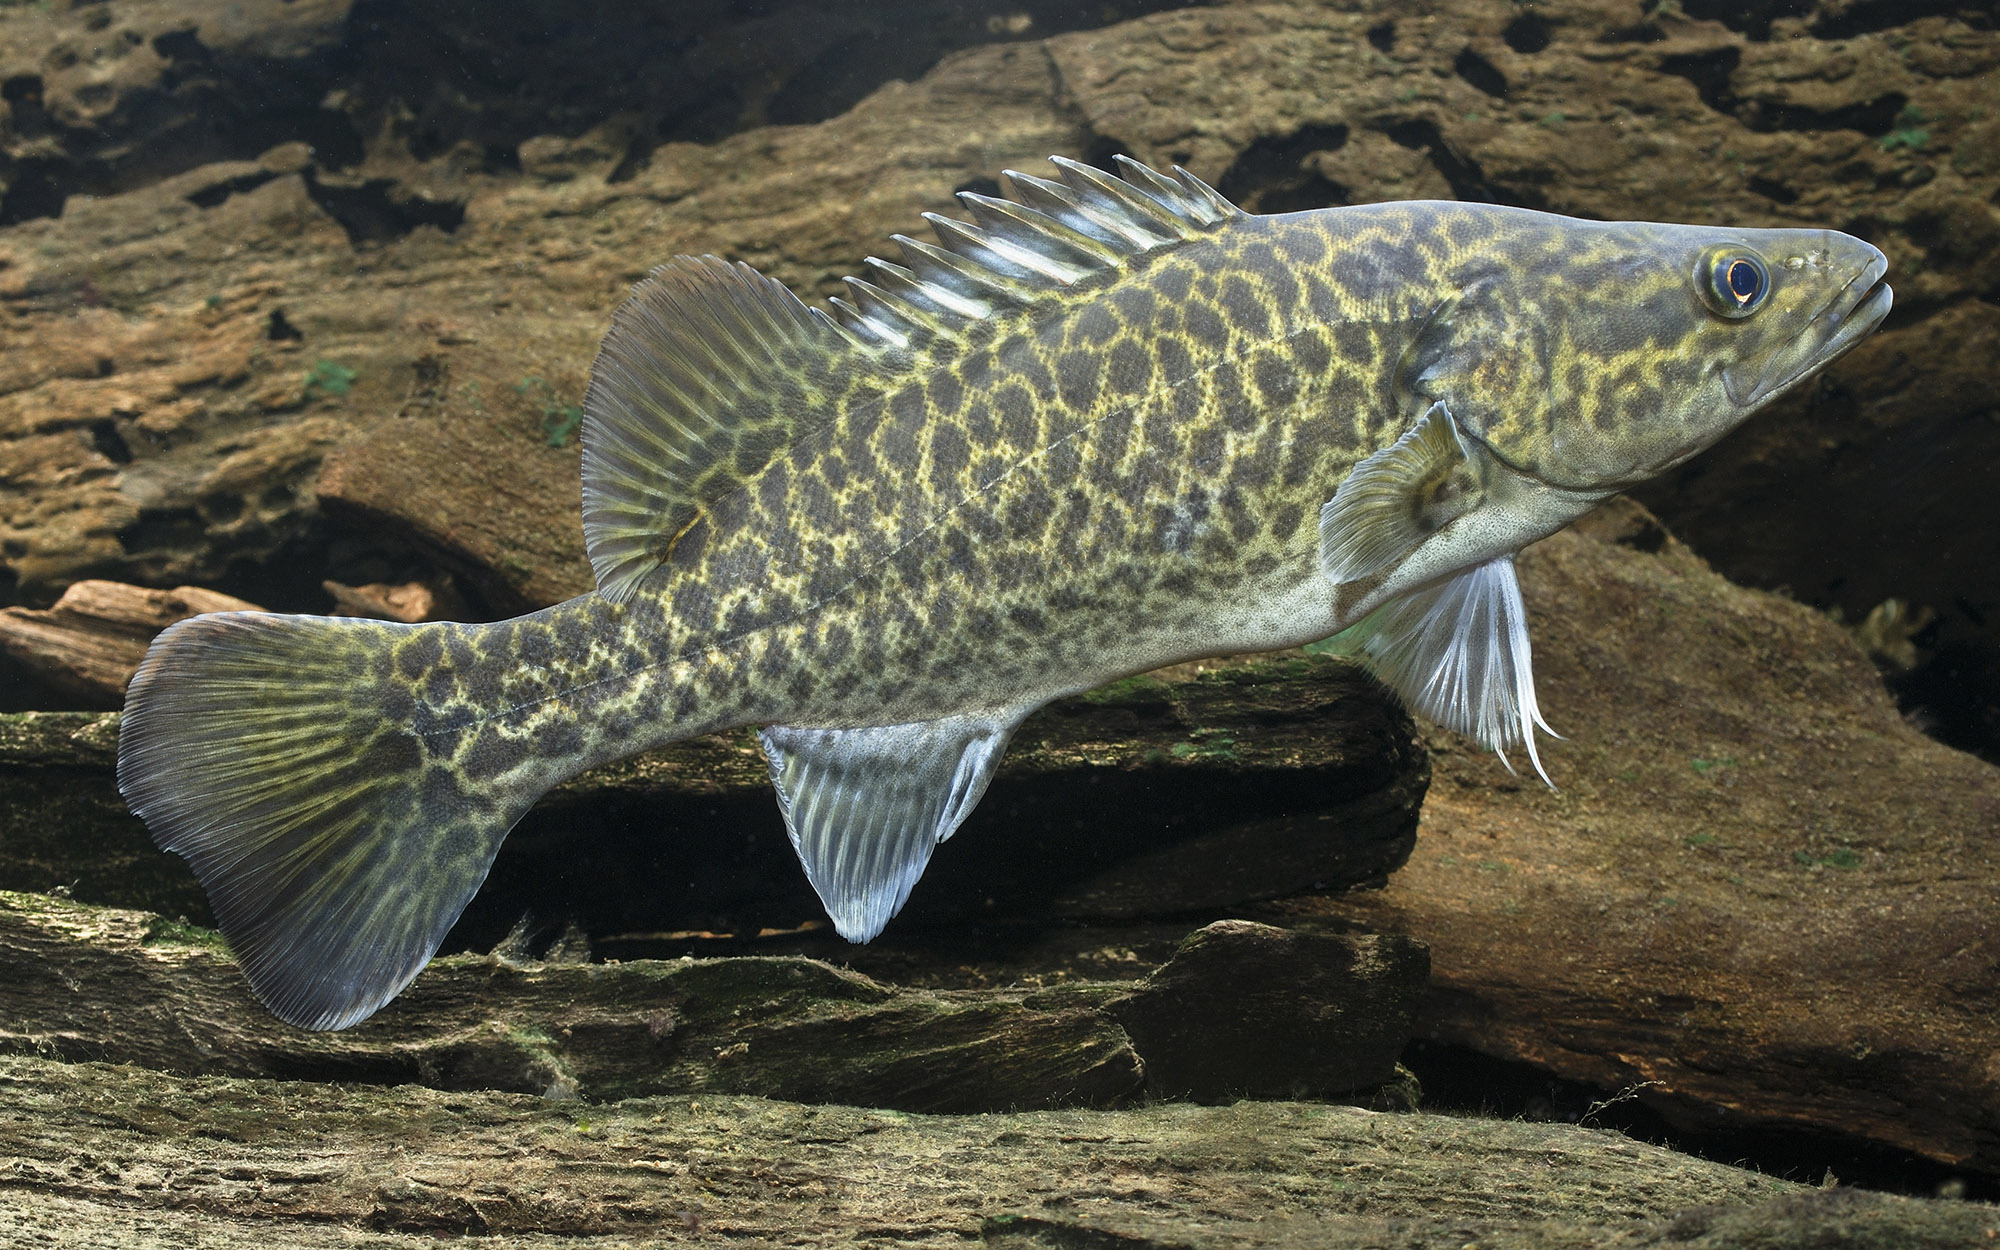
top-left (1400, 219), bottom-right (1887, 494)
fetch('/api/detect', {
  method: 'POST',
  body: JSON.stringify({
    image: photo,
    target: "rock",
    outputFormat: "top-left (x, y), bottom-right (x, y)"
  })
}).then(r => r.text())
top-left (0, 579), bottom-right (259, 706)
top-left (0, 1049), bottom-right (1993, 1248)
top-left (1309, 499), bottom-right (2000, 1173)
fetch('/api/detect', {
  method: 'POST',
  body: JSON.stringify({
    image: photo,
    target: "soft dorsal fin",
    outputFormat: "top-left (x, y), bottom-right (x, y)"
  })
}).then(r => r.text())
top-left (580, 256), bottom-right (872, 598)
top-left (579, 156), bottom-right (1242, 599)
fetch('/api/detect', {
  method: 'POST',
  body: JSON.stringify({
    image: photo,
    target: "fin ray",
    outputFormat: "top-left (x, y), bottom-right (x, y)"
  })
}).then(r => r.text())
top-left (1320, 402), bottom-right (1482, 588)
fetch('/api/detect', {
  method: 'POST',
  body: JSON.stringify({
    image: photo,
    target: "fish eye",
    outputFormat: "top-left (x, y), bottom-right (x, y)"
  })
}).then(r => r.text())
top-left (1698, 249), bottom-right (1770, 319)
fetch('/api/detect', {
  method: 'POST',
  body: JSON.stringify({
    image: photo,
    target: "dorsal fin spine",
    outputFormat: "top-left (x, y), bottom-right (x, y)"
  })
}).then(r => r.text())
top-left (840, 279), bottom-right (925, 344)
top-left (892, 234), bottom-right (1022, 313)
top-left (827, 296), bottom-right (907, 348)
top-left (1171, 165), bottom-right (1242, 222)
top-left (1111, 154), bottom-right (1236, 225)
top-left (925, 212), bottom-right (1091, 286)
top-left (855, 260), bottom-right (963, 333)
top-left (1000, 170), bottom-right (1139, 251)
top-left (1049, 156), bottom-right (1187, 244)
top-left (961, 192), bottom-right (1126, 268)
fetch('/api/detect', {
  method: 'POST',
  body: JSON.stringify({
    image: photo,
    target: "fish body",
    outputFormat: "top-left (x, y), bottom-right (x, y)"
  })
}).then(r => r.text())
top-left (117, 157), bottom-right (1891, 1029)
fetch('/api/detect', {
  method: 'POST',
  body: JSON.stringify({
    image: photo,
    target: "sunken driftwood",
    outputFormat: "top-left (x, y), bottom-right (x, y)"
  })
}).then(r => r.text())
top-left (0, 651), bottom-right (1427, 946)
top-left (0, 580), bottom-right (260, 707)
top-left (2, 1050), bottom-right (1995, 1249)
top-left (0, 891), bottom-right (1424, 1112)
top-left (1311, 503), bottom-right (2000, 1174)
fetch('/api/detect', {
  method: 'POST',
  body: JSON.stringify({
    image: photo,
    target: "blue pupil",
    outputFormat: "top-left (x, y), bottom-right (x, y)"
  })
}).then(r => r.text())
top-left (1725, 259), bottom-right (1761, 303)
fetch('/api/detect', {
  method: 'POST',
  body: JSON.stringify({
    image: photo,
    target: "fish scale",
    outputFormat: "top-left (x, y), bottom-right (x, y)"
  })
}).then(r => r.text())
top-left (117, 156), bottom-right (1891, 1029)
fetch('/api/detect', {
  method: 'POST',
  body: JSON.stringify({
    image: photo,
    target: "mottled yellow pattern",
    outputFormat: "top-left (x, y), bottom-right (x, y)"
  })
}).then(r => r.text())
top-left (118, 157), bottom-right (1890, 1028)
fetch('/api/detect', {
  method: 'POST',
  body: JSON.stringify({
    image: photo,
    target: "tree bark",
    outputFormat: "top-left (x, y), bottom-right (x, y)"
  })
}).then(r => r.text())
top-left (0, 892), bottom-right (1425, 1112)
top-left (2, 1051), bottom-right (1992, 1249)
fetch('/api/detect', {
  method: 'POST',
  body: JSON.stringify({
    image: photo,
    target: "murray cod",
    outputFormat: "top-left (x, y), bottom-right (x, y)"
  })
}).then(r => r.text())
top-left (118, 155), bottom-right (1892, 1029)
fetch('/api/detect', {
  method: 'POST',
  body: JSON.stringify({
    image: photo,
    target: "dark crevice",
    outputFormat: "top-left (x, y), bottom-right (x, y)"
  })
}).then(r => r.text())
top-left (1657, 46), bottom-right (1742, 114)
top-left (302, 172), bottom-right (465, 244)
top-left (1216, 124), bottom-right (1350, 214)
top-left (1740, 91), bottom-right (1909, 138)
top-left (765, 32), bottom-right (930, 128)
top-left (1747, 174), bottom-right (1799, 204)
top-left (116, 507), bottom-right (206, 555)
top-left (0, 161), bottom-right (69, 224)
top-left (1452, 47), bottom-right (1509, 98)
top-left (1077, 135), bottom-right (1127, 176)
top-left (1404, 1039), bottom-right (1998, 1202)
top-left (88, 420), bottom-right (132, 465)
top-left (2, 73), bottom-right (48, 134)
top-left (1601, 21), bottom-right (1667, 43)
top-left (1502, 14), bottom-right (1553, 54)
top-left (1365, 21), bottom-right (1396, 53)
top-left (1384, 120), bottom-right (1533, 208)
top-left (1889, 638), bottom-right (2000, 765)
top-left (1676, 0), bottom-right (1990, 41)
top-left (150, 27), bottom-right (212, 67)
top-left (266, 309), bottom-right (304, 342)
top-left (184, 168), bottom-right (279, 209)
top-left (1672, 0), bottom-right (1811, 41)
top-left (1812, 0), bottom-right (1995, 38)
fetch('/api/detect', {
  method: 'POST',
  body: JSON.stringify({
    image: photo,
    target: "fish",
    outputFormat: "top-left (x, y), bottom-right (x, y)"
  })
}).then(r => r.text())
top-left (116, 155), bottom-right (1892, 1030)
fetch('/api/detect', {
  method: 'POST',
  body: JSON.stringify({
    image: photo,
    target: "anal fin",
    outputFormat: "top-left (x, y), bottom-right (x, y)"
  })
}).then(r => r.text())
top-left (760, 710), bottom-right (1026, 941)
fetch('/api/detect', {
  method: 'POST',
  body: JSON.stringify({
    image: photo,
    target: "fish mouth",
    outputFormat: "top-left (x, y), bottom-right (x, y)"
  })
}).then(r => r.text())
top-left (1725, 249), bottom-right (1892, 408)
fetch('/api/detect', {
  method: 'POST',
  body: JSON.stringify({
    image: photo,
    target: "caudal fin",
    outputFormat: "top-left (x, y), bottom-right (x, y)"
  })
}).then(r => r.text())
top-left (117, 611), bottom-right (537, 1030)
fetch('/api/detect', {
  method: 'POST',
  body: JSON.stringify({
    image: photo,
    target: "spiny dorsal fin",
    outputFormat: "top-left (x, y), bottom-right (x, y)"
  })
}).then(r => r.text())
top-left (580, 156), bottom-right (1242, 599)
top-left (833, 155), bottom-right (1241, 350)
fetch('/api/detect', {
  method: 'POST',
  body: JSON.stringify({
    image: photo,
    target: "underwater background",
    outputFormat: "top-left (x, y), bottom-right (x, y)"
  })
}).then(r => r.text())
top-left (0, 1), bottom-right (1995, 1245)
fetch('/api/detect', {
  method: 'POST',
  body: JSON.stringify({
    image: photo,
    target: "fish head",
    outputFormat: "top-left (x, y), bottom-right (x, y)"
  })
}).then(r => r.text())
top-left (1404, 215), bottom-right (1892, 493)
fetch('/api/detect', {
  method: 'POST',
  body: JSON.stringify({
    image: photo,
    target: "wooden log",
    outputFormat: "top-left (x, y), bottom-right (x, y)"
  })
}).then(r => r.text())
top-left (0, 652), bottom-right (1428, 947)
top-left (1308, 502), bottom-right (2000, 1173)
top-left (0, 892), bottom-right (1424, 1111)
top-left (1, 1050), bottom-right (1993, 1248)
top-left (0, 580), bottom-right (260, 707)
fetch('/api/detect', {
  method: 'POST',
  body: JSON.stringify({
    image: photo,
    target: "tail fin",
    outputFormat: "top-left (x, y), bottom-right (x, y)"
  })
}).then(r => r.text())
top-left (117, 611), bottom-right (537, 1030)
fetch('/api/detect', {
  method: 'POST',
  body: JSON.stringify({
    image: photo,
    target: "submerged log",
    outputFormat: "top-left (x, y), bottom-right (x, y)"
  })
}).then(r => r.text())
top-left (1309, 502), bottom-right (2000, 1173)
top-left (1, 1050), bottom-right (1993, 1249)
top-left (0, 651), bottom-right (1428, 946)
top-left (0, 581), bottom-right (260, 707)
top-left (0, 892), bottom-right (1425, 1112)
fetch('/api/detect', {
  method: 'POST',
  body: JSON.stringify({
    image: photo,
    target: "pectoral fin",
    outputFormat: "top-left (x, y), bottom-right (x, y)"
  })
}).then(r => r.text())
top-left (1319, 401), bottom-right (1483, 593)
top-left (1340, 556), bottom-right (1557, 785)
top-left (760, 710), bottom-right (1024, 941)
